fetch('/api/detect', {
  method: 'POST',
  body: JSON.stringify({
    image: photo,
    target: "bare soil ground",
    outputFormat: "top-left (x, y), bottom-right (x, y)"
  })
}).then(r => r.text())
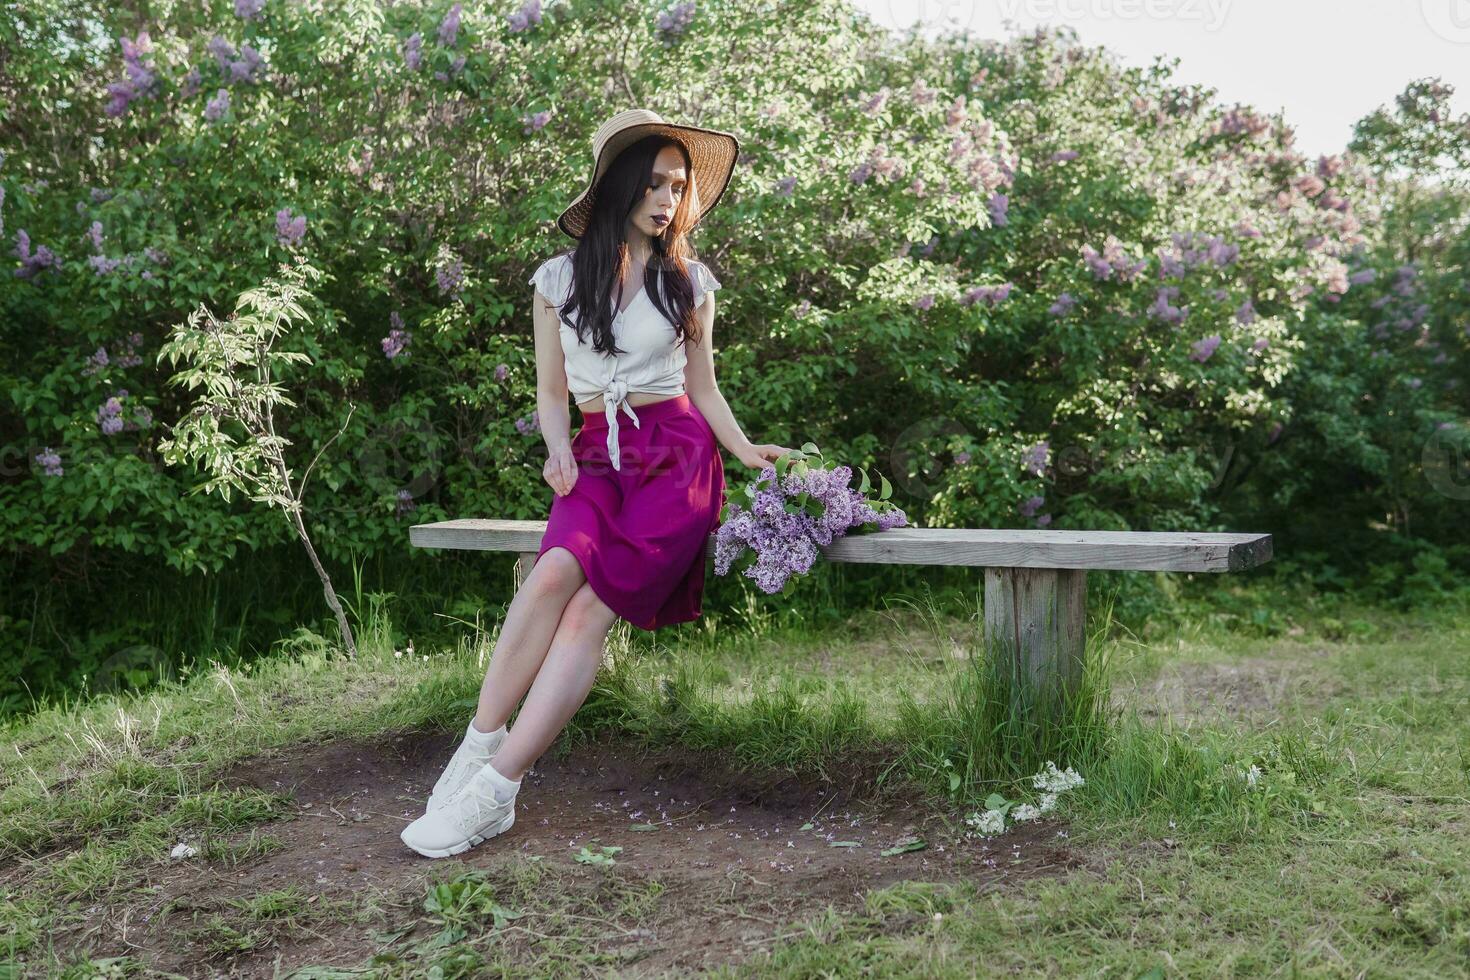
top-left (60, 727), bottom-right (1081, 977)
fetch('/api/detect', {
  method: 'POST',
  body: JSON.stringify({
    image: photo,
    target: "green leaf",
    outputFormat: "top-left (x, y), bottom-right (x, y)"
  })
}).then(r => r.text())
top-left (880, 838), bottom-right (926, 857)
top-left (628, 823), bottom-right (657, 832)
top-left (828, 840), bottom-right (862, 848)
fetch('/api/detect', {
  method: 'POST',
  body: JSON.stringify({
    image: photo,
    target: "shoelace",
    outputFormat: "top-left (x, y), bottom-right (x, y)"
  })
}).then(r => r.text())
top-left (449, 771), bottom-right (513, 831)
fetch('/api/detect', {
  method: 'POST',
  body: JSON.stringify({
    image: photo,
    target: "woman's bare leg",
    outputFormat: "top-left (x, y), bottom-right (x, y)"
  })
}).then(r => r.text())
top-left (470, 548), bottom-right (588, 733)
top-left (488, 579), bottom-right (619, 779)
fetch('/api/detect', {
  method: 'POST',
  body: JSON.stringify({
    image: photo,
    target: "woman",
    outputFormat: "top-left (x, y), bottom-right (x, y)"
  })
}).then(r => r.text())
top-left (401, 109), bottom-right (793, 858)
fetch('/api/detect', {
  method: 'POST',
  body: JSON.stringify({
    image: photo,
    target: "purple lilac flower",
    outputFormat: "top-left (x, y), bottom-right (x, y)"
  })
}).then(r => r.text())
top-left (204, 88), bottom-right (230, 121)
top-left (438, 2), bottom-right (463, 46)
top-left (508, 0), bottom-right (541, 32)
top-left (1034, 513), bottom-right (1052, 527)
top-left (403, 32), bottom-right (423, 70)
top-left (494, 362), bottom-right (509, 381)
top-left (13, 230), bottom-right (61, 279)
top-left (523, 109), bottom-right (551, 133)
top-left (987, 192), bottom-right (1008, 227)
top-left (383, 321), bottom-right (412, 359)
top-left (1022, 440), bottom-right (1048, 478)
top-left (961, 283), bottom-right (1012, 308)
top-left (862, 88), bottom-right (889, 114)
top-left (515, 410), bottom-right (540, 434)
top-left (1018, 494), bottom-right (1044, 517)
top-left (36, 447), bottom-right (63, 477)
top-left (657, 1), bottom-right (696, 41)
top-left (914, 293), bottom-right (934, 311)
top-left (1235, 297), bottom-right (1256, 325)
top-left (437, 256), bottom-right (465, 298)
top-left (177, 65), bottom-right (201, 98)
top-left (1049, 150), bottom-right (1079, 163)
top-left (1048, 292), bottom-right (1076, 317)
top-left (86, 221), bottom-right (104, 252)
top-left (228, 43), bottom-right (266, 84)
top-left (396, 488), bottom-right (416, 517)
top-left (1149, 286), bottom-right (1186, 324)
top-left (275, 208), bottom-right (306, 248)
top-left (235, 0), bottom-right (265, 19)
top-left (954, 450), bottom-right (971, 464)
top-left (1081, 236), bottom-right (1145, 282)
top-left (714, 462), bottom-right (908, 593)
top-left (1190, 334), bottom-right (1221, 362)
top-left (1250, 337), bottom-right (1269, 353)
top-left (207, 35), bottom-right (235, 70)
top-left (775, 176), bottom-right (797, 197)
top-left (1348, 268), bottom-right (1376, 285)
top-left (83, 347), bottom-right (110, 376)
top-left (1159, 232), bottom-right (1239, 280)
top-left (104, 30), bottom-right (158, 118)
top-left (96, 392), bottom-right (127, 434)
top-left (793, 299), bottom-right (811, 319)
top-left (1293, 174), bottom-right (1325, 197)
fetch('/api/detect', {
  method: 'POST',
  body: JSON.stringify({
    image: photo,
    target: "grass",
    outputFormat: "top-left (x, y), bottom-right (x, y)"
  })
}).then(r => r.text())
top-left (2, 578), bottom-right (1469, 975)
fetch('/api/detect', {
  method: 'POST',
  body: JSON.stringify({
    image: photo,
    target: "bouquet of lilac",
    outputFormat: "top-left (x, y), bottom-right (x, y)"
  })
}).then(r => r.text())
top-left (714, 442), bottom-right (909, 594)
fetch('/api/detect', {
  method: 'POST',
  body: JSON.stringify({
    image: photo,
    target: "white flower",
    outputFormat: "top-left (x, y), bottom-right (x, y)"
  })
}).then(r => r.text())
top-left (1011, 803), bottom-right (1042, 822)
top-left (1032, 761), bottom-right (1085, 793)
top-left (967, 808), bottom-right (1006, 835)
top-left (1038, 792), bottom-right (1059, 812)
top-left (1245, 764), bottom-right (1263, 789)
top-left (170, 842), bottom-right (198, 860)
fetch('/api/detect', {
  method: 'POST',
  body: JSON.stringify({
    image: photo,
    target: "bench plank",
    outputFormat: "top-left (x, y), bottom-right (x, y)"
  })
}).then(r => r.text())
top-left (411, 519), bottom-right (1272, 573)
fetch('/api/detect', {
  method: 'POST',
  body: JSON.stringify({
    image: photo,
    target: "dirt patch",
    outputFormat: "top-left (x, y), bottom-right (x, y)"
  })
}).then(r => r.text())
top-left (56, 729), bottom-right (1081, 977)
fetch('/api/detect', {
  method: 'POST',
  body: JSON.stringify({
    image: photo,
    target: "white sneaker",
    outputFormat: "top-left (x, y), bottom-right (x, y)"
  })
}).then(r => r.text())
top-left (425, 722), bottom-right (508, 815)
top-left (401, 763), bottom-right (517, 858)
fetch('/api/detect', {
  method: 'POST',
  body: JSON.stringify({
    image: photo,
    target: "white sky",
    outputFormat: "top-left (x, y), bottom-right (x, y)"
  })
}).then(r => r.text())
top-left (858, 0), bottom-right (1470, 158)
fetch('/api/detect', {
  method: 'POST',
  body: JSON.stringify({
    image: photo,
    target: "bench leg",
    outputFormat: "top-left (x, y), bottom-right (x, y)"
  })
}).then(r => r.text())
top-left (513, 551), bottom-right (540, 592)
top-left (983, 567), bottom-right (1087, 696)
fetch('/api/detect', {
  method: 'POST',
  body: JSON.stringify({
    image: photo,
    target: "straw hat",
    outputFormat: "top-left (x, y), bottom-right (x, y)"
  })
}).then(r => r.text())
top-left (557, 108), bottom-right (740, 240)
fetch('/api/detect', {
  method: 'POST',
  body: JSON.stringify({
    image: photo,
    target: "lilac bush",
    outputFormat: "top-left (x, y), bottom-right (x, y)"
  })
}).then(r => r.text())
top-left (714, 444), bottom-right (908, 594)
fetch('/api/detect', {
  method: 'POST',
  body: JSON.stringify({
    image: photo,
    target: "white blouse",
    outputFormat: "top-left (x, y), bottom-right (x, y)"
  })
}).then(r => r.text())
top-left (529, 252), bottom-right (722, 469)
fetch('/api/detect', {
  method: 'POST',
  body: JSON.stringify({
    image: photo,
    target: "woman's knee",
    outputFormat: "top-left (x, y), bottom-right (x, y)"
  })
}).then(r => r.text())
top-left (561, 581), bottom-right (616, 634)
top-left (526, 547), bottom-right (585, 597)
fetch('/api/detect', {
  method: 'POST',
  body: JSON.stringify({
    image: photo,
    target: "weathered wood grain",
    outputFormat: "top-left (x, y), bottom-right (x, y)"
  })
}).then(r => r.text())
top-left (411, 519), bottom-right (1272, 573)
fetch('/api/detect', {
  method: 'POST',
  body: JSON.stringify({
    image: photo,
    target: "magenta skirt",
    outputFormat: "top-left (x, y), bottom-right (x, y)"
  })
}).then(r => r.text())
top-left (534, 393), bottom-right (726, 630)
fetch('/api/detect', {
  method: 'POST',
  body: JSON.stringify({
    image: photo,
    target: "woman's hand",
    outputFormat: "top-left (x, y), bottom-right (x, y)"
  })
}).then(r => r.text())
top-left (544, 447), bottom-right (579, 496)
top-left (736, 442), bottom-right (796, 471)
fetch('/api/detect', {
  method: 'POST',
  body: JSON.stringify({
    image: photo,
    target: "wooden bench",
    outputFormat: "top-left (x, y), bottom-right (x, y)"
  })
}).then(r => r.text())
top-left (410, 520), bottom-right (1272, 698)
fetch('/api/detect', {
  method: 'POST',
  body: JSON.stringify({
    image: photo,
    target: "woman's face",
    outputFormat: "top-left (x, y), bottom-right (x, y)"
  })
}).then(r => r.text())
top-left (628, 144), bottom-right (688, 240)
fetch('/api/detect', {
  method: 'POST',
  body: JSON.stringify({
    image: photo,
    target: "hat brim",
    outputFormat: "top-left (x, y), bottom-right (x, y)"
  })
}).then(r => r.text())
top-left (557, 122), bottom-right (740, 240)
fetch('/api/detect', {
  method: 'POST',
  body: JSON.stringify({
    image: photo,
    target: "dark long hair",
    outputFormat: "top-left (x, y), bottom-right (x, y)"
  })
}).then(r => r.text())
top-left (550, 134), bottom-right (712, 358)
